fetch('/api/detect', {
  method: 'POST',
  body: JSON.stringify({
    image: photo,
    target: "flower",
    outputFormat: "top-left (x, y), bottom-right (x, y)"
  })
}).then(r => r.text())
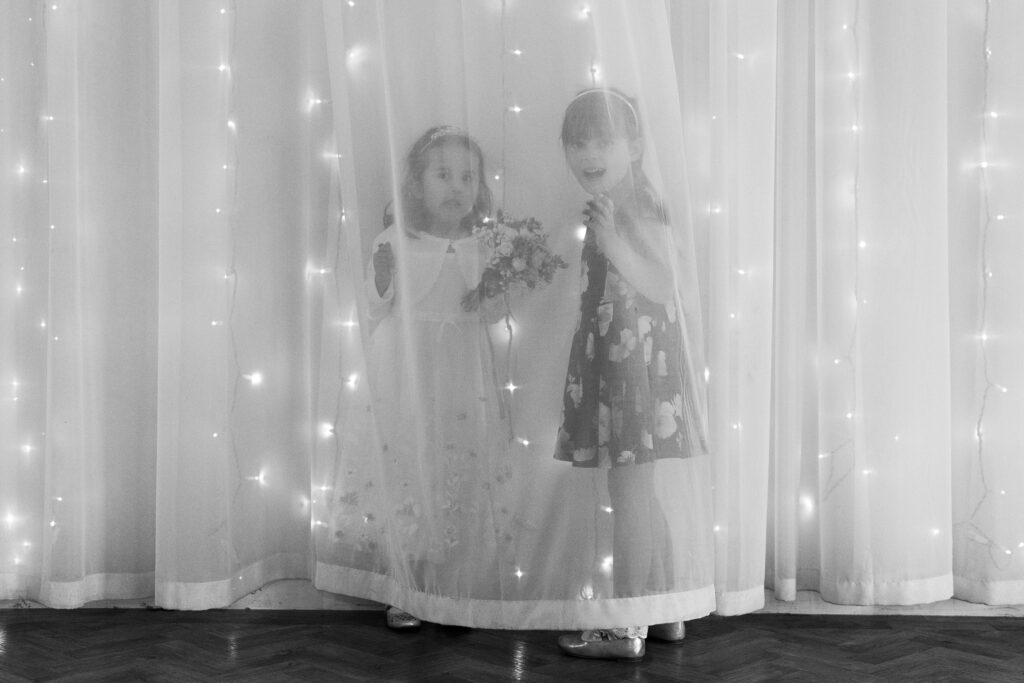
top-left (655, 349), bottom-right (668, 377)
top-left (462, 212), bottom-right (568, 311)
top-left (609, 328), bottom-right (636, 362)
top-left (616, 450), bottom-right (637, 465)
top-left (597, 301), bottom-right (613, 337)
top-left (567, 380), bottom-right (583, 408)
top-left (461, 213), bottom-right (568, 439)
top-left (655, 400), bottom-right (678, 439)
top-left (638, 315), bottom-right (654, 363)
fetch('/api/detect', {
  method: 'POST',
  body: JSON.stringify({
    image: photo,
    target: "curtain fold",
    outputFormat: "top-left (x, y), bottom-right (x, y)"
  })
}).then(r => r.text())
top-left (774, 0), bottom-right (956, 606)
top-left (948, 0), bottom-right (1024, 605)
top-left (1, 0), bottom-right (1023, 613)
top-left (154, 0), bottom-right (332, 608)
top-left (2, 0), bottom-right (160, 607)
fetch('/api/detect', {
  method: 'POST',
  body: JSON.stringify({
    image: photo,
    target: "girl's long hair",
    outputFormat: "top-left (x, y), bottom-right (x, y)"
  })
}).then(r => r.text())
top-left (384, 126), bottom-right (494, 233)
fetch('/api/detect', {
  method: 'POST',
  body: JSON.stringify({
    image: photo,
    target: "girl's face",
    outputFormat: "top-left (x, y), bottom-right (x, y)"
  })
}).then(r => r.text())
top-left (565, 134), bottom-right (641, 197)
top-left (415, 143), bottom-right (480, 231)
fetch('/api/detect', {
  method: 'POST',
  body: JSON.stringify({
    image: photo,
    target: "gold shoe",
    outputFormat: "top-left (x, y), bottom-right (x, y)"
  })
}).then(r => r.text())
top-left (557, 630), bottom-right (645, 661)
top-left (648, 621), bottom-right (686, 642)
top-left (385, 606), bottom-right (422, 631)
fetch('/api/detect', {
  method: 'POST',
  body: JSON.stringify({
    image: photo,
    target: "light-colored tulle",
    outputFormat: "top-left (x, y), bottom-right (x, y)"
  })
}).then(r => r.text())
top-left (6, 0), bottom-right (1024, 616)
top-left (312, 0), bottom-right (715, 629)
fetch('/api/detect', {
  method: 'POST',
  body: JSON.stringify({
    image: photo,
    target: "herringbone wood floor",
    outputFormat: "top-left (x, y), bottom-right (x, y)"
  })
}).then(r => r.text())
top-left (1, 609), bottom-right (1022, 682)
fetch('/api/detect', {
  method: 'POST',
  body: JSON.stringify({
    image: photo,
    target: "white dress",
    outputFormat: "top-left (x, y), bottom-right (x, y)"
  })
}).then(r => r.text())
top-left (320, 226), bottom-right (516, 613)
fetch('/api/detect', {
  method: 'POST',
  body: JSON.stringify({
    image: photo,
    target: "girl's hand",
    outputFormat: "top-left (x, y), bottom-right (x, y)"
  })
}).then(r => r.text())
top-left (583, 195), bottom-right (615, 249)
top-left (373, 242), bottom-right (394, 296)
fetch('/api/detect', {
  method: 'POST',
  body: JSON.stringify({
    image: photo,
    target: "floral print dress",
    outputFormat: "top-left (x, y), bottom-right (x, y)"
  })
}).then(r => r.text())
top-left (555, 217), bottom-right (688, 468)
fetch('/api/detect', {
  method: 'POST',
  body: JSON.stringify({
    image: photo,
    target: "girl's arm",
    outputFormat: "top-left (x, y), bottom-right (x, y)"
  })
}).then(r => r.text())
top-left (365, 234), bottom-right (396, 320)
top-left (585, 195), bottom-right (674, 304)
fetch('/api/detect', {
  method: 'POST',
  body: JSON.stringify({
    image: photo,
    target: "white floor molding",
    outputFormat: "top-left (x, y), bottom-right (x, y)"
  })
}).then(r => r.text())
top-left (4, 582), bottom-right (1023, 617)
top-left (757, 589), bottom-right (1024, 617)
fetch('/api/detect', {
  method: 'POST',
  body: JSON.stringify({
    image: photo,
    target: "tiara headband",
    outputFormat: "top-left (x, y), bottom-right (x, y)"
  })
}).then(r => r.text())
top-left (420, 125), bottom-right (467, 150)
top-left (570, 88), bottom-right (639, 133)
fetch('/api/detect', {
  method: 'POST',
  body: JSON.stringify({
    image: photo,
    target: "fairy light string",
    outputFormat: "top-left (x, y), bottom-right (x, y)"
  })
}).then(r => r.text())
top-left (958, 0), bottom-right (1015, 565)
top-left (495, 0), bottom-right (526, 581)
top-left (2, 5), bottom-right (19, 569)
top-left (820, 0), bottom-right (861, 502)
top-left (216, 1), bottom-right (250, 500)
top-left (199, 2), bottom-right (261, 571)
top-left (319, 149), bottom-right (347, 515)
top-left (315, 0), bottom-right (363, 519)
top-left (315, 0), bottom-right (375, 534)
top-left (36, 1), bottom-right (53, 569)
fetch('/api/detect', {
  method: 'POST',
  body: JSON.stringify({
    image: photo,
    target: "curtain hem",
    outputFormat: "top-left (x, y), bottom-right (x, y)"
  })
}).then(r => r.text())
top-left (0, 574), bottom-right (42, 602)
top-left (35, 572), bottom-right (155, 609)
top-left (819, 573), bottom-right (954, 606)
top-left (314, 562), bottom-right (715, 630)
top-left (713, 585), bottom-right (766, 616)
top-left (954, 575), bottom-right (1024, 606)
top-left (155, 552), bottom-right (309, 610)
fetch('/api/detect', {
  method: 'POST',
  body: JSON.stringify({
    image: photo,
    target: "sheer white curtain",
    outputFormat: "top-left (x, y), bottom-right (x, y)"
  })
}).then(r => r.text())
top-left (756, 0), bottom-right (1024, 607)
top-left (311, 0), bottom-right (716, 629)
top-left (947, 0), bottom-right (1024, 605)
top-left (1, 0), bottom-right (331, 608)
top-left (154, 0), bottom-right (331, 608)
top-left (764, 0), bottom-right (955, 605)
top-left (2, 0), bottom-right (162, 605)
top-left (1, 0), bottom-right (1023, 613)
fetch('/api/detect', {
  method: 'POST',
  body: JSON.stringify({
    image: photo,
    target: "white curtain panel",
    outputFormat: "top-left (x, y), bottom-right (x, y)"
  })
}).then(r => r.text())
top-left (154, 0), bottom-right (331, 609)
top-left (768, 0), bottom-right (955, 606)
top-left (1, 0), bottom-right (1022, 613)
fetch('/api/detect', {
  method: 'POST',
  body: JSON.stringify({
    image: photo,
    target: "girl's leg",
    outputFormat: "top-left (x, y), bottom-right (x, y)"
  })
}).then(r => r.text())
top-left (607, 462), bottom-right (659, 597)
top-left (559, 464), bottom-right (660, 661)
top-left (607, 462), bottom-right (686, 643)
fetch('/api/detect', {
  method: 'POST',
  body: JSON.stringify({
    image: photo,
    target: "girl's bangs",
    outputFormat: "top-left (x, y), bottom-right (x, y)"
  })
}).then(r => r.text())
top-left (561, 98), bottom-right (633, 144)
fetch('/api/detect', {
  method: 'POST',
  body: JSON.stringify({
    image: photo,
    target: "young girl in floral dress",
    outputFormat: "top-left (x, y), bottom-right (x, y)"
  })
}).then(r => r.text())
top-left (554, 88), bottom-right (703, 660)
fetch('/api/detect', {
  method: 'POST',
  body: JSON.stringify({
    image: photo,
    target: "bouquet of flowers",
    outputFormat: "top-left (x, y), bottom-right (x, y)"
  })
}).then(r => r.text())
top-left (462, 212), bottom-right (568, 312)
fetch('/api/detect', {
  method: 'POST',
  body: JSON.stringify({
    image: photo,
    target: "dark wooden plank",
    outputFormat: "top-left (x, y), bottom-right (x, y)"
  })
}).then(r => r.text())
top-left (1, 609), bottom-right (1022, 682)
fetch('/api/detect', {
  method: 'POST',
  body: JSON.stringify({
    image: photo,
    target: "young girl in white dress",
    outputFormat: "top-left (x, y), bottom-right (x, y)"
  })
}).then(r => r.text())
top-left (329, 126), bottom-right (511, 630)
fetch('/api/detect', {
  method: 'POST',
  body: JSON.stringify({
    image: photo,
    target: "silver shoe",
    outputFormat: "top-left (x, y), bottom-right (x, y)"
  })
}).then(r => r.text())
top-left (385, 606), bottom-right (422, 630)
top-left (648, 621), bottom-right (686, 642)
top-left (557, 630), bottom-right (645, 661)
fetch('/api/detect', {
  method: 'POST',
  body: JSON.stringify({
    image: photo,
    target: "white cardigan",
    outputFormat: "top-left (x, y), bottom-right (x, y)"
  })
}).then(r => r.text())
top-left (364, 225), bottom-right (485, 320)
